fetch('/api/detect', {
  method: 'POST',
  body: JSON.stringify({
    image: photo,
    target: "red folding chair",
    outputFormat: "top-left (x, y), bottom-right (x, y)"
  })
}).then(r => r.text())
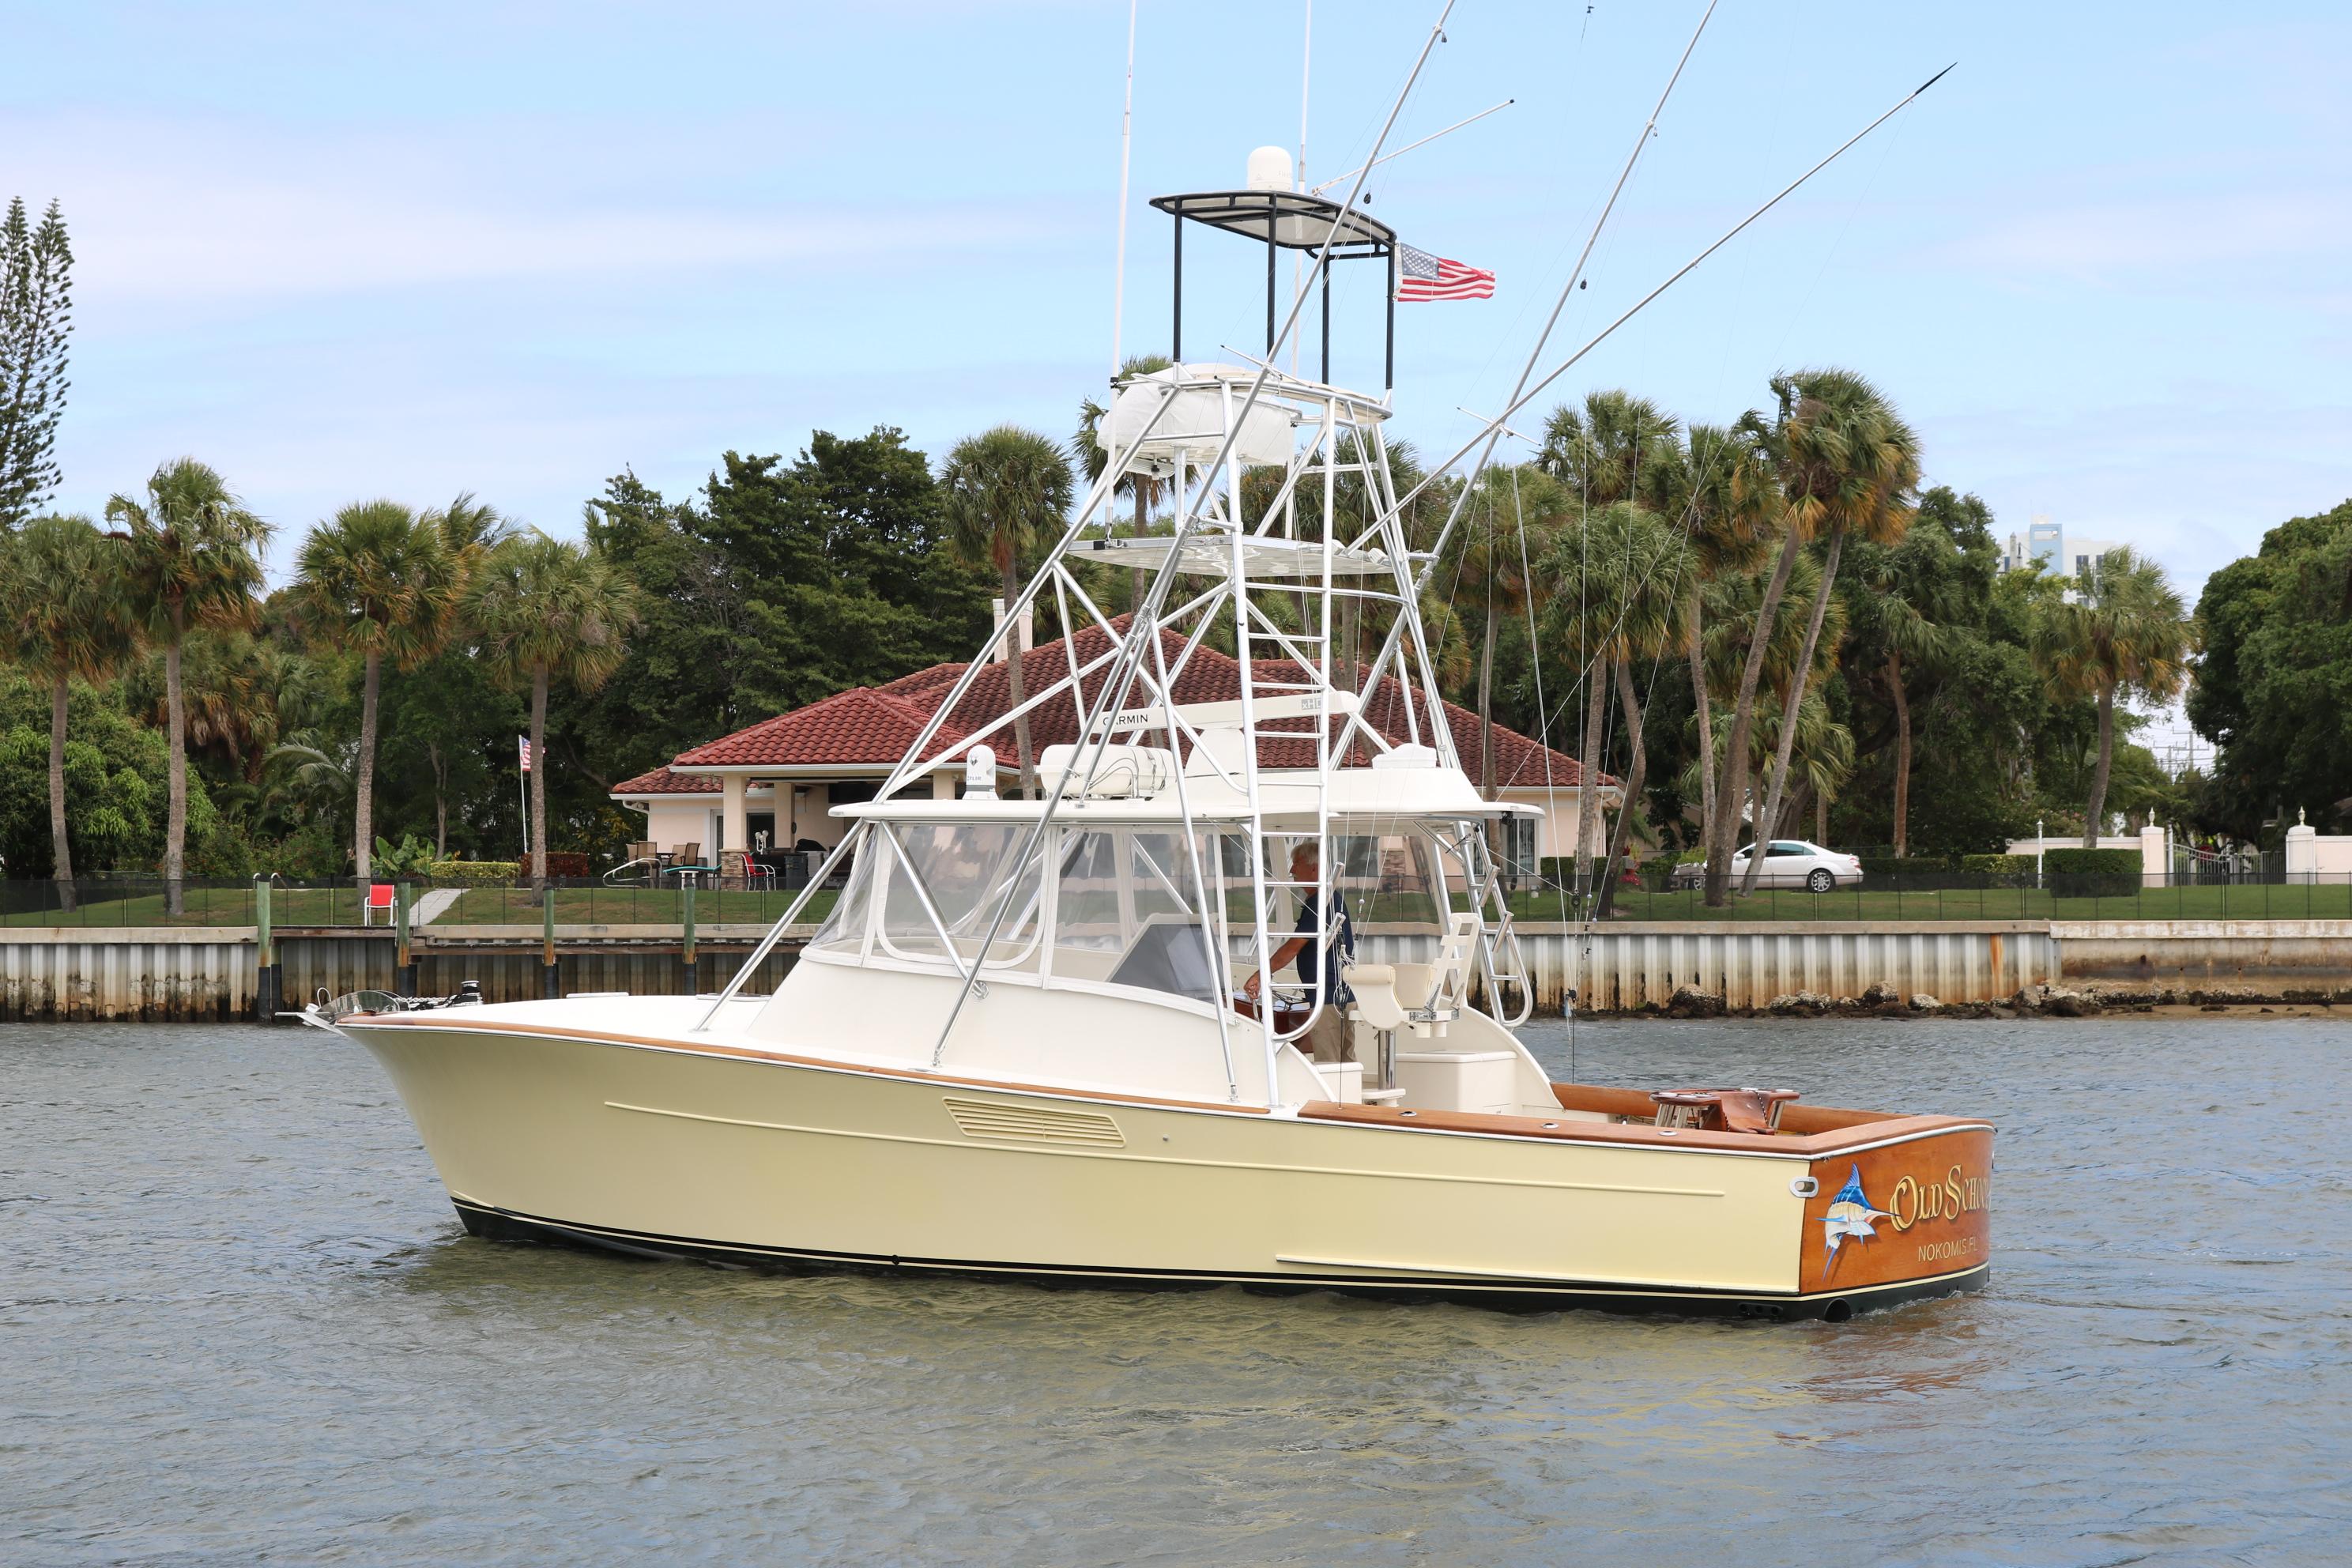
top-left (362, 883), bottom-right (395, 925)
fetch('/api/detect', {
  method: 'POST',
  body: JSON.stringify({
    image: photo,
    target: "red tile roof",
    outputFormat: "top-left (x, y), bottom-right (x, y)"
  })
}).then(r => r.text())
top-left (671, 684), bottom-right (971, 770)
top-left (612, 766), bottom-right (720, 797)
top-left (626, 616), bottom-right (1607, 791)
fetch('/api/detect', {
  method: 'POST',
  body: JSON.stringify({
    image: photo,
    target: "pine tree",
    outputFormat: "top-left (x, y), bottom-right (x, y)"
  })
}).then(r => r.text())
top-left (0, 198), bottom-right (75, 529)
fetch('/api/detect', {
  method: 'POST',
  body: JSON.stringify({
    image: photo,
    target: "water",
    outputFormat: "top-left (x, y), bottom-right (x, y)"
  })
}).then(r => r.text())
top-left (4, 1016), bottom-right (2347, 1566)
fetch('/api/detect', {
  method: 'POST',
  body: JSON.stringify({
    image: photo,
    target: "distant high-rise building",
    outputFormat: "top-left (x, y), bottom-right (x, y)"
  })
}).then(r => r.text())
top-left (1996, 515), bottom-right (2124, 585)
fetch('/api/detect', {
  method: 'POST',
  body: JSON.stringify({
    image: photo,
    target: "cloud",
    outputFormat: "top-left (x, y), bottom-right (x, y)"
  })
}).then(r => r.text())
top-left (1936, 189), bottom-right (2352, 286)
top-left (7, 111), bottom-right (1085, 305)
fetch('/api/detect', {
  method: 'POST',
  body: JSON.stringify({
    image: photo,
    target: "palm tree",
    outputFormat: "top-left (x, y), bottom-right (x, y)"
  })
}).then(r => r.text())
top-left (1685, 404), bottom-right (1806, 905)
top-left (1539, 390), bottom-right (1681, 513)
top-left (1435, 466), bottom-right (1562, 800)
top-left (108, 458), bottom-right (271, 914)
top-left (1677, 689), bottom-right (1854, 852)
top-left (291, 500), bottom-right (462, 880)
top-left (2034, 547), bottom-right (2192, 847)
top-left (1659, 422), bottom-right (1777, 861)
top-left (1740, 370), bottom-right (1919, 894)
top-left (0, 515), bottom-right (138, 910)
top-left (1846, 524), bottom-right (1966, 858)
top-left (465, 533), bottom-right (640, 890)
top-left (1544, 502), bottom-right (1690, 902)
top-left (424, 491), bottom-right (511, 560)
top-left (1076, 355), bottom-right (1173, 613)
top-left (1539, 393), bottom-right (1683, 900)
top-left (1594, 513), bottom-right (1694, 917)
top-left (941, 425), bottom-right (1074, 800)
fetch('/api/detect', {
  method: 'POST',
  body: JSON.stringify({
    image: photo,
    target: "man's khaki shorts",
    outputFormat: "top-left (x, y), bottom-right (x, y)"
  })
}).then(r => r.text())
top-left (1305, 1004), bottom-right (1356, 1063)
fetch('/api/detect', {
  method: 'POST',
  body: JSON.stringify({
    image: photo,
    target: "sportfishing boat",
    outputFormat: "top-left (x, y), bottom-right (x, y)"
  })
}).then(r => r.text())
top-left (323, 137), bottom-right (1991, 1320)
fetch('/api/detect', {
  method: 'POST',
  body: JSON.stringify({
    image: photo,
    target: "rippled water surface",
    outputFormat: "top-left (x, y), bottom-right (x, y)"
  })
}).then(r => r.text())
top-left (5, 1016), bottom-right (2349, 1566)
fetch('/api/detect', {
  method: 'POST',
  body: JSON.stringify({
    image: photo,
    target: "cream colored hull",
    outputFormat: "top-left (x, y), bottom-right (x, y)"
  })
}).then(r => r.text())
top-left (346, 1010), bottom-right (1988, 1318)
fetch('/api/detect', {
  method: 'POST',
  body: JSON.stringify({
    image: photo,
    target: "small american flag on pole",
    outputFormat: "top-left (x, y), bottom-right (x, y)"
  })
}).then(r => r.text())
top-left (1395, 243), bottom-right (1495, 301)
top-left (518, 735), bottom-right (532, 774)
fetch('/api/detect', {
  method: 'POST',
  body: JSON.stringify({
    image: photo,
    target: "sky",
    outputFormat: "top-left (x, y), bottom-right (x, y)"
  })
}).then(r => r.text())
top-left (10, 0), bottom-right (2350, 767)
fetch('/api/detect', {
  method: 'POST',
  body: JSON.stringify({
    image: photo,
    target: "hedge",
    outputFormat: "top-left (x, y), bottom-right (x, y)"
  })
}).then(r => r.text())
top-left (2041, 847), bottom-right (2141, 875)
top-left (427, 859), bottom-right (521, 886)
top-left (1860, 855), bottom-right (1956, 878)
top-left (2042, 846), bottom-right (2142, 897)
top-left (1958, 854), bottom-right (2036, 878)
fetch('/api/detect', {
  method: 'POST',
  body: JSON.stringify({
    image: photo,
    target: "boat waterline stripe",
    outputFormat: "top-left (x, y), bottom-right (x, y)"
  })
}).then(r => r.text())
top-left (604, 1099), bottom-right (1727, 1197)
top-left (1276, 1253), bottom-right (1766, 1292)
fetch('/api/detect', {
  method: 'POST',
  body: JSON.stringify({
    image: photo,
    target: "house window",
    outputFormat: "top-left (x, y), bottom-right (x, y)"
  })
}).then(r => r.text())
top-left (1504, 816), bottom-right (1539, 883)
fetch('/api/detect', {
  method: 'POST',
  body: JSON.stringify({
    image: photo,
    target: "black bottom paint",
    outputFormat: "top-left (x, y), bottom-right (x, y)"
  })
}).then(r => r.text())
top-left (452, 1199), bottom-right (1988, 1323)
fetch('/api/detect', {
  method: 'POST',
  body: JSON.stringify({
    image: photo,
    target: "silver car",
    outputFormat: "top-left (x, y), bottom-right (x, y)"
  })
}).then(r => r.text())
top-left (1672, 839), bottom-right (1861, 892)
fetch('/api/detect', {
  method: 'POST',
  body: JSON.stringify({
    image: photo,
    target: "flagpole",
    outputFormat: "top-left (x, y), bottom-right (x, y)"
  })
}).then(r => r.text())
top-left (517, 737), bottom-right (530, 859)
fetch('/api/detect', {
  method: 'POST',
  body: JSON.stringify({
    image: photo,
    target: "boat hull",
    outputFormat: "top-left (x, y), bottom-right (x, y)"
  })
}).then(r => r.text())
top-left (346, 1012), bottom-right (1991, 1321)
top-left (448, 1196), bottom-right (1987, 1321)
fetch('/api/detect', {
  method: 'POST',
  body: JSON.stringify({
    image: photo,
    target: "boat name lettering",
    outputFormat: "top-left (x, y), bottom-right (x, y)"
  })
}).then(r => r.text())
top-left (1887, 1165), bottom-right (1989, 1232)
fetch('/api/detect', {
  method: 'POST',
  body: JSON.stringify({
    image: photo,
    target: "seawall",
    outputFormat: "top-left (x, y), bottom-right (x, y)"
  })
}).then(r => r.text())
top-left (3, 919), bottom-right (2346, 1023)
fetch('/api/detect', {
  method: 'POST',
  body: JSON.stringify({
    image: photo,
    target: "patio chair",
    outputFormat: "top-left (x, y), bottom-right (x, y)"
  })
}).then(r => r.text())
top-left (665, 843), bottom-right (707, 887)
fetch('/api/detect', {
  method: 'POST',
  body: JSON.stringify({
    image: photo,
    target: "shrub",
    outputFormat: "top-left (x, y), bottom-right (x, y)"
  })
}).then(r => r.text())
top-left (270, 821), bottom-right (349, 880)
top-left (428, 858), bottom-right (521, 887)
top-left (187, 816), bottom-right (261, 879)
top-left (1859, 856), bottom-right (1958, 890)
top-left (538, 852), bottom-right (590, 880)
top-left (1859, 855), bottom-right (1955, 876)
top-left (2043, 846), bottom-right (2143, 898)
top-left (1958, 853), bottom-right (2035, 880)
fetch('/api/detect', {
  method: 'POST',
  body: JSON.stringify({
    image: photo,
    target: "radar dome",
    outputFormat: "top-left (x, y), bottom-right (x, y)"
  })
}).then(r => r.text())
top-left (1246, 145), bottom-right (1294, 192)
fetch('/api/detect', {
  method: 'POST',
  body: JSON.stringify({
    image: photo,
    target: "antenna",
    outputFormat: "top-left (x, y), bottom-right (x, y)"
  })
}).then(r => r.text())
top-left (1310, 98), bottom-right (1516, 194)
top-left (1292, 0), bottom-right (1312, 375)
top-left (1110, 0), bottom-right (1140, 373)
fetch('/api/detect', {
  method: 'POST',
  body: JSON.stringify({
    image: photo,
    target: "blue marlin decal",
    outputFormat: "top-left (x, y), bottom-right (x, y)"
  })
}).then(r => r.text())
top-left (1819, 1163), bottom-right (1890, 1280)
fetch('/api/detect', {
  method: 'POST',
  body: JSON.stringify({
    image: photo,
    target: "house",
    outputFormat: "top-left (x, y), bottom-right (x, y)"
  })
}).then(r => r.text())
top-left (610, 619), bottom-right (1614, 865)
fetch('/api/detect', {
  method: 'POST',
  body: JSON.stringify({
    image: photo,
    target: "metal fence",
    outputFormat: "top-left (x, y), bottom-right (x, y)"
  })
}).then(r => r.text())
top-left (1499, 869), bottom-right (2352, 925)
top-left (0, 876), bottom-right (839, 930)
top-left (5, 869), bottom-right (2349, 931)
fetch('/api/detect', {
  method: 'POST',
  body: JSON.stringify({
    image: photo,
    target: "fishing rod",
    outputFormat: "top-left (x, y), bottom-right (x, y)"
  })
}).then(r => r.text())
top-left (1396, 61), bottom-right (1961, 567)
top-left (1415, 0), bottom-right (1723, 586)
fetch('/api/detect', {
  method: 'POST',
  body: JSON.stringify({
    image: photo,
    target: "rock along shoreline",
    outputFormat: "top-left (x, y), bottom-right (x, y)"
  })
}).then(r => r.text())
top-left (1589, 981), bottom-right (2352, 1021)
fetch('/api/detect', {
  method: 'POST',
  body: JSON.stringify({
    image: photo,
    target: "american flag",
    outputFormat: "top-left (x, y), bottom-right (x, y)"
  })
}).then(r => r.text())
top-left (517, 735), bottom-right (532, 774)
top-left (1395, 243), bottom-right (1494, 301)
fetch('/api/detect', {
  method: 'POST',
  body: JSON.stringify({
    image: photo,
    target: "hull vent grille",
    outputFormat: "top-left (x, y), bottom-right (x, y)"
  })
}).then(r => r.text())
top-left (944, 1096), bottom-right (1125, 1148)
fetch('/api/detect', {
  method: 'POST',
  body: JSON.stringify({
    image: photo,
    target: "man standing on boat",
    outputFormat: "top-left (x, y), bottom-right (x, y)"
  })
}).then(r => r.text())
top-left (1244, 842), bottom-right (1356, 1063)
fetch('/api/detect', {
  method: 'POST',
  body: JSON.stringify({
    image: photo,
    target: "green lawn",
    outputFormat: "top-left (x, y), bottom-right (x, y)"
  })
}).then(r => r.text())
top-left (0, 885), bottom-right (362, 928)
